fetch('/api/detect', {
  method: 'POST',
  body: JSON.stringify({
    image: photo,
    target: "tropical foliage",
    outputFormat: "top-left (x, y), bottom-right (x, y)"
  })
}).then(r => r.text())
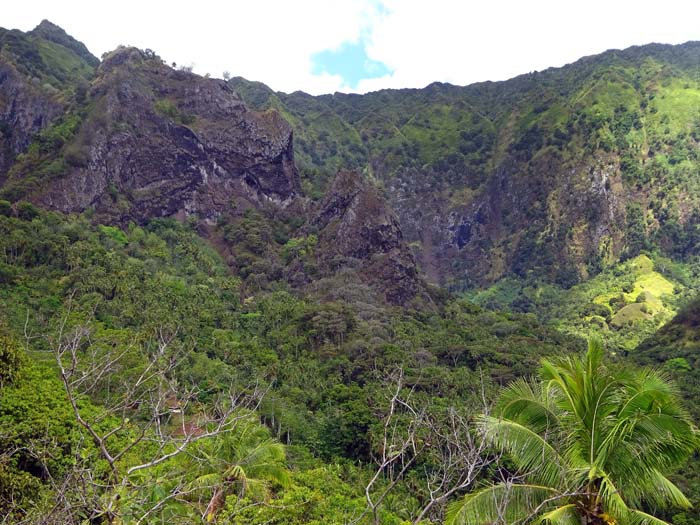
top-left (3, 21), bottom-right (700, 525)
top-left (447, 339), bottom-right (697, 525)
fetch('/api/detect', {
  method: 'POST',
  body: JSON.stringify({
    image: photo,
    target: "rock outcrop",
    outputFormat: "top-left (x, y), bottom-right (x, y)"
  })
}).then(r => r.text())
top-left (231, 42), bottom-right (700, 288)
top-left (35, 47), bottom-right (300, 223)
top-left (0, 22), bottom-right (435, 310)
top-left (311, 171), bottom-right (427, 306)
top-left (0, 60), bottom-right (63, 181)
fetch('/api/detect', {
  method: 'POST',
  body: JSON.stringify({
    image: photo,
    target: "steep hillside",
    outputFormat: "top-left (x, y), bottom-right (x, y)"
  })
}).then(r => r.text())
top-left (3, 21), bottom-right (700, 525)
top-left (2, 45), bottom-right (301, 223)
top-left (0, 20), bottom-right (96, 179)
top-left (468, 253), bottom-right (700, 350)
top-left (0, 23), bottom-right (428, 307)
top-left (231, 42), bottom-right (700, 288)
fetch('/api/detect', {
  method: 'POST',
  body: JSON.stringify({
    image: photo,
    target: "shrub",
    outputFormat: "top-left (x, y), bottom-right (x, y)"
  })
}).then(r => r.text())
top-left (64, 144), bottom-right (89, 167)
top-left (15, 201), bottom-right (38, 220)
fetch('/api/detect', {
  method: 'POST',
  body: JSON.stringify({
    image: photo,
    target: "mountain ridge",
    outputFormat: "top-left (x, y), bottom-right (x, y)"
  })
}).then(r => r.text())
top-left (2, 21), bottom-right (700, 525)
top-left (230, 40), bottom-right (700, 288)
top-left (2, 21), bottom-right (700, 303)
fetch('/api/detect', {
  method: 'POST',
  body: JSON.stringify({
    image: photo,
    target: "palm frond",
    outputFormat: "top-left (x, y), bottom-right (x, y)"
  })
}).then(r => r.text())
top-left (637, 469), bottom-right (691, 510)
top-left (188, 472), bottom-right (223, 490)
top-left (479, 415), bottom-right (565, 488)
top-left (497, 378), bottom-right (560, 433)
top-left (586, 338), bottom-right (605, 378)
top-left (625, 509), bottom-right (673, 525)
top-left (446, 483), bottom-right (559, 525)
top-left (536, 504), bottom-right (579, 525)
top-left (451, 338), bottom-right (697, 525)
top-left (598, 473), bottom-right (631, 520)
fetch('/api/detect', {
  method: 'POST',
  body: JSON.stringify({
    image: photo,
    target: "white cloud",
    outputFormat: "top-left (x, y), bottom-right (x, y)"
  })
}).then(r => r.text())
top-left (4, 0), bottom-right (700, 95)
top-left (4, 0), bottom-right (378, 94)
top-left (359, 0), bottom-right (700, 92)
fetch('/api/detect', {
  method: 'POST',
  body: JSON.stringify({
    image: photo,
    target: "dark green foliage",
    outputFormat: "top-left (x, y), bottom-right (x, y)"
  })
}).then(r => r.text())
top-left (15, 201), bottom-right (39, 220)
top-left (624, 203), bottom-right (650, 258)
top-left (0, 329), bottom-right (22, 387)
top-left (4, 26), bottom-right (700, 524)
top-left (0, 207), bottom-right (583, 522)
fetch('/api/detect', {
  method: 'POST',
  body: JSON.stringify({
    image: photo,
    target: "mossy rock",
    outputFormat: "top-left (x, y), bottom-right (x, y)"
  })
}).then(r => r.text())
top-left (610, 303), bottom-right (652, 328)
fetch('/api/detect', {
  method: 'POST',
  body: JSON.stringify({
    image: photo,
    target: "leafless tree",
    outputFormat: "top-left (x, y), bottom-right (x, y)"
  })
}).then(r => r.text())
top-left (352, 368), bottom-right (427, 525)
top-left (412, 406), bottom-right (495, 523)
top-left (352, 368), bottom-right (497, 525)
top-left (412, 376), bottom-right (497, 524)
top-left (39, 305), bottom-right (264, 524)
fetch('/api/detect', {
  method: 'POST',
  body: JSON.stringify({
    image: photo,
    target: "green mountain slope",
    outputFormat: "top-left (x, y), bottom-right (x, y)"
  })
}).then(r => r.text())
top-left (2, 21), bottom-right (700, 524)
top-left (231, 42), bottom-right (700, 288)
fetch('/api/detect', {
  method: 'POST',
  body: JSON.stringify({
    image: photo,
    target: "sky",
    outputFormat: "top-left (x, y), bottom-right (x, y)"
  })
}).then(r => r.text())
top-left (4, 0), bottom-right (700, 95)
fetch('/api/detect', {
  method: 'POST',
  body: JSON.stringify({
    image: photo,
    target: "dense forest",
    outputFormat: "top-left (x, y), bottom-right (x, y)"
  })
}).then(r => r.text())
top-left (1, 20), bottom-right (700, 525)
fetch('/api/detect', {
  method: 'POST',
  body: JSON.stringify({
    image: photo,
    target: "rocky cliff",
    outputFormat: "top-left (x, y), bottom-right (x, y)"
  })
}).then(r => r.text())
top-left (311, 170), bottom-right (427, 305)
top-left (30, 46), bottom-right (300, 223)
top-left (0, 59), bottom-right (63, 180)
top-left (5, 21), bottom-right (700, 302)
top-left (0, 23), bottom-right (427, 307)
top-left (231, 42), bottom-right (700, 289)
top-left (0, 20), bottom-right (94, 180)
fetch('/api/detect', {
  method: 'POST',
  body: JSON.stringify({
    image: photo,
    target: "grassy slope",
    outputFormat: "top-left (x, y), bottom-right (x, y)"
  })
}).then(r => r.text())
top-left (467, 254), bottom-right (700, 351)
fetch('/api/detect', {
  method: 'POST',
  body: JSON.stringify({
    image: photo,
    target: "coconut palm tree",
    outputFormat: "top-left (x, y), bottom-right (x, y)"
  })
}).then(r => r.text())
top-left (447, 339), bottom-right (697, 525)
top-left (186, 415), bottom-right (289, 522)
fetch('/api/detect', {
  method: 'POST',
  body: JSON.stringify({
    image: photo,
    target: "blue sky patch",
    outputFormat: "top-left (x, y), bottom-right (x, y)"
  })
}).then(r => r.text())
top-left (311, 39), bottom-right (392, 89)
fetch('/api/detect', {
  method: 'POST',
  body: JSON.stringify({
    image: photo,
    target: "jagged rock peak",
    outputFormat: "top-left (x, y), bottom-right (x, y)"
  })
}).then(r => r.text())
top-left (33, 49), bottom-right (300, 224)
top-left (312, 171), bottom-right (428, 306)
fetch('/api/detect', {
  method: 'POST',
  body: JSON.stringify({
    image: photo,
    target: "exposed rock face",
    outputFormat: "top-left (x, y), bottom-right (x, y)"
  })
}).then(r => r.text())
top-left (0, 60), bottom-right (63, 181)
top-left (312, 171), bottom-right (426, 306)
top-left (0, 20), bottom-right (97, 185)
top-left (38, 47), bottom-right (300, 223)
top-left (0, 23), bottom-right (431, 309)
top-left (231, 42), bottom-right (700, 288)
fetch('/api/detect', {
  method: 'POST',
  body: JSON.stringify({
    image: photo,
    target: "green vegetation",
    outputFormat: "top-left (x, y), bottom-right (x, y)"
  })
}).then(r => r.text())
top-left (0, 208), bottom-right (580, 523)
top-left (1, 207), bottom-right (694, 524)
top-left (4, 24), bottom-right (700, 525)
top-left (468, 254), bottom-right (700, 351)
top-left (1, 113), bottom-right (83, 201)
top-left (448, 340), bottom-right (697, 525)
top-left (231, 43), bottom-right (700, 288)
top-left (0, 24), bottom-right (96, 94)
